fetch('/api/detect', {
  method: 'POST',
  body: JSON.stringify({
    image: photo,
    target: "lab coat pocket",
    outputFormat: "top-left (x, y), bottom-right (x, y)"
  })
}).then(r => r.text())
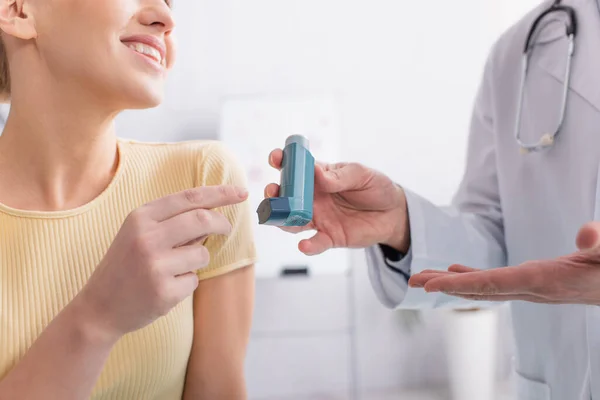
top-left (516, 372), bottom-right (552, 400)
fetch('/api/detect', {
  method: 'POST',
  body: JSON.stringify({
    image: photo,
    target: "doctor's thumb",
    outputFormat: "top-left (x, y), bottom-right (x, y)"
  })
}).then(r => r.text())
top-left (316, 163), bottom-right (369, 193)
top-left (576, 222), bottom-right (600, 250)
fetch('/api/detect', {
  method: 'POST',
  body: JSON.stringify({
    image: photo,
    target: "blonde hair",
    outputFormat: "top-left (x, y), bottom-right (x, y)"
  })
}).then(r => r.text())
top-left (0, 40), bottom-right (9, 97)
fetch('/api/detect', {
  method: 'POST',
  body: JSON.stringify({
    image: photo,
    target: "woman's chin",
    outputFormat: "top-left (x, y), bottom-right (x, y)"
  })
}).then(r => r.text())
top-left (120, 89), bottom-right (165, 110)
top-left (105, 68), bottom-right (168, 110)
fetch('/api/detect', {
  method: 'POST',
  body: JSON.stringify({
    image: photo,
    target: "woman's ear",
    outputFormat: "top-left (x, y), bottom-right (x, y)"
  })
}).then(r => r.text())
top-left (0, 0), bottom-right (37, 40)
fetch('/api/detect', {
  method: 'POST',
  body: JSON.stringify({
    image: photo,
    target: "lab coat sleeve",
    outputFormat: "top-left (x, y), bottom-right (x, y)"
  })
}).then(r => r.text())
top-left (367, 46), bottom-right (507, 310)
top-left (366, 244), bottom-right (414, 308)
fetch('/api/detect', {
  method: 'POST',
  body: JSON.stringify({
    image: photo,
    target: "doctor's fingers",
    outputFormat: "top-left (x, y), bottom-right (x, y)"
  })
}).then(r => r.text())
top-left (264, 183), bottom-right (279, 198)
top-left (447, 265), bottom-right (480, 273)
top-left (408, 266), bottom-right (478, 287)
top-left (417, 266), bottom-right (480, 275)
top-left (576, 221), bottom-right (600, 250)
top-left (268, 149), bottom-right (283, 170)
top-left (450, 293), bottom-right (566, 304)
top-left (299, 232), bottom-right (334, 256)
top-left (422, 264), bottom-right (544, 295)
top-left (409, 266), bottom-right (486, 289)
top-left (408, 271), bottom-right (459, 288)
top-left (316, 162), bottom-right (373, 194)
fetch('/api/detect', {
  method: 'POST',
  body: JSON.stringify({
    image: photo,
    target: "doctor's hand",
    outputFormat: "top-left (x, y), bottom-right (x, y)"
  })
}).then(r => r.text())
top-left (264, 149), bottom-right (410, 255)
top-left (408, 222), bottom-right (600, 305)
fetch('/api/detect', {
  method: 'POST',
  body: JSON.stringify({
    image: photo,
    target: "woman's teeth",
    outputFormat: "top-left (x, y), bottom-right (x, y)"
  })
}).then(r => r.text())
top-left (127, 43), bottom-right (165, 66)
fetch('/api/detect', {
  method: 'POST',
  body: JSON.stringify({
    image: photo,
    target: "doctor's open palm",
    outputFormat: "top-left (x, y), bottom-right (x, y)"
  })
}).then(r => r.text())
top-left (265, 149), bottom-right (409, 255)
top-left (407, 222), bottom-right (600, 306)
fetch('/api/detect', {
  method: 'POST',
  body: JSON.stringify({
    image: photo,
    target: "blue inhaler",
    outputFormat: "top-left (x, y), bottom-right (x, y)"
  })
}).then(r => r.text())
top-left (257, 135), bottom-right (315, 226)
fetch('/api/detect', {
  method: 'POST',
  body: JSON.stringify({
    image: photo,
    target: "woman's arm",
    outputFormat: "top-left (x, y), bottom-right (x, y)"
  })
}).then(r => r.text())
top-left (0, 297), bottom-right (118, 400)
top-left (0, 186), bottom-right (245, 400)
top-left (183, 264), bottom-right (255, 400)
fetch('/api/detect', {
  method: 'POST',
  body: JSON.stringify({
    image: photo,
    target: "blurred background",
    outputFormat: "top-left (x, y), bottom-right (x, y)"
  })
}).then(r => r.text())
top-left (112, 1), bottom-right (543, 399)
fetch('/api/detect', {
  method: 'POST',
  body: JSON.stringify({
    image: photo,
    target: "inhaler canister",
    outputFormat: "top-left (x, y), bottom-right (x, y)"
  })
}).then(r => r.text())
top-left (257, 135), bottom-right (315, 226)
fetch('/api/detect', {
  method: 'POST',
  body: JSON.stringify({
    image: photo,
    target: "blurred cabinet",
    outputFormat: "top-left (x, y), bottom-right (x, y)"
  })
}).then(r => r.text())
top-left (246, 335), bottom-right (351, 400)
top-left (251, 274), bottom-right (350, 334)
top-left (245, 274), bottom-right (354, 400)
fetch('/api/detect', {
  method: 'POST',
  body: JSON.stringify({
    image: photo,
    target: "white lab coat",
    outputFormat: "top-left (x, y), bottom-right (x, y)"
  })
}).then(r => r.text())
top-left (367, 0), bottom-right (600, 398)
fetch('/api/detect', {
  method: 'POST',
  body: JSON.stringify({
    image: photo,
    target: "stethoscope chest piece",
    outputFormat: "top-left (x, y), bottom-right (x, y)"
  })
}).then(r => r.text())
top-left (519, 134), bottom-right (555, 155)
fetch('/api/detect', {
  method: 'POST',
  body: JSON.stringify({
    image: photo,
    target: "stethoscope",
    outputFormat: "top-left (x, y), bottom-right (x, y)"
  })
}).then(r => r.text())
top-left (514, 0), bottom-right (578, 154)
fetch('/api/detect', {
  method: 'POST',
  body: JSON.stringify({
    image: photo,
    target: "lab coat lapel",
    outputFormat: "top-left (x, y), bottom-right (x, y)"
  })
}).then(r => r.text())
top-left (535, 0), bottom-right (600, 113)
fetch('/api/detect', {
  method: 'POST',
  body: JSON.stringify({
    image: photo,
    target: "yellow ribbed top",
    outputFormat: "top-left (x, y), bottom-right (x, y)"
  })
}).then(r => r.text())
top-left (0, 139), bottom-right (257, 399)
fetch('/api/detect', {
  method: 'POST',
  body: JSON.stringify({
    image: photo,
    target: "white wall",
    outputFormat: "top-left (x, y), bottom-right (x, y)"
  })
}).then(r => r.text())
top-left (115, 0), bottom-right (544, 397)
top-left (118, 0), bottom-right (542, 206)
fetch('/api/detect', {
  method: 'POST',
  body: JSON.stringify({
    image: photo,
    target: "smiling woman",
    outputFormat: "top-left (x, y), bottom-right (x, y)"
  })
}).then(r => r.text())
top-left (0, 1), bottom-right (256, 400)
top-left (123, 37), bottom-right (167, 69)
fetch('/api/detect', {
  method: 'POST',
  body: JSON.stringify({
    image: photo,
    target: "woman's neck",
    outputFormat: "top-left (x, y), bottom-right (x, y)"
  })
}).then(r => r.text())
top-left (0, 97), bottom-right (120, 212)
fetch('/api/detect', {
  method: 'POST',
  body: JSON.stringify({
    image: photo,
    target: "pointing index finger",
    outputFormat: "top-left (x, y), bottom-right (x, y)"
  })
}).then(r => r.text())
top-left (143, 185), bottom-right (248, 222)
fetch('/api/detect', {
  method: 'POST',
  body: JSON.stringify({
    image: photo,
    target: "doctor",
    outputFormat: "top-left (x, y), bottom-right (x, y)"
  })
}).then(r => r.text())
top-left (265, 0), bottom-right (600, 398)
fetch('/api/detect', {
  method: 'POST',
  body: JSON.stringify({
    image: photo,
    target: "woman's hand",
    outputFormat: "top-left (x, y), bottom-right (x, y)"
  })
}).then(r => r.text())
top-left (264, 149), bottom-right (410, 255)
top-left (76, 185), bottom-right (249, 340)
top-left (408, 222), bottom-right (600, 305)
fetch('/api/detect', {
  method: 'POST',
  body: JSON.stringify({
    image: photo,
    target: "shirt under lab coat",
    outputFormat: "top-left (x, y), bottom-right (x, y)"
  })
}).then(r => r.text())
top-left (367, 0), bottom-right (600, 398)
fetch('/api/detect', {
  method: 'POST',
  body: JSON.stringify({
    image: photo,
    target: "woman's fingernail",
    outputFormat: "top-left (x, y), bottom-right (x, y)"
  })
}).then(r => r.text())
top-left (238, 188), bottom-right (248, 197)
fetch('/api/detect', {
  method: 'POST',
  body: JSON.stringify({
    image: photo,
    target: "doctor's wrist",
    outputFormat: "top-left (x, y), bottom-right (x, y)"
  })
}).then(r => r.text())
top-left (381, 228), bottom-right (410, 255)
top-left (380, 185), bottom-right (411, 254)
